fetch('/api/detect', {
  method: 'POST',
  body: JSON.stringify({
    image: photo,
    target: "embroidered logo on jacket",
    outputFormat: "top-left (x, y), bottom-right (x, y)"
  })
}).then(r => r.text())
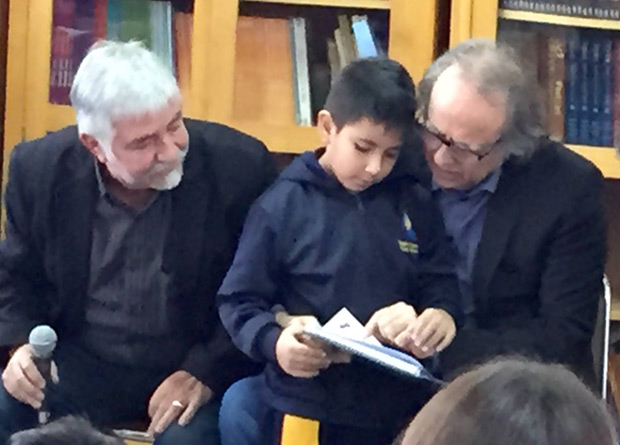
top-left (398, 213), bottom-right (419, 254)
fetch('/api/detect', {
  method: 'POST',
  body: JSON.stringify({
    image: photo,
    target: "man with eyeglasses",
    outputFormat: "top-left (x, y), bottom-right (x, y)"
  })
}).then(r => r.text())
top-left (412, 39), bottom-right (605, 388)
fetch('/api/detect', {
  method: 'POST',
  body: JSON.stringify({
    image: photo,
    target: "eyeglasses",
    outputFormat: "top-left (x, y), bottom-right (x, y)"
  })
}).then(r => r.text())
top-left (421, 125), bottom-right (501, 162)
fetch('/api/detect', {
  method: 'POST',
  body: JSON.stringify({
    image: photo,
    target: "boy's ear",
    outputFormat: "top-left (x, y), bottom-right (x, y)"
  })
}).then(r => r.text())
top-left (79, 133), bottom-right (107, 163)
top-left (317, 110), bottom-right (336, 146)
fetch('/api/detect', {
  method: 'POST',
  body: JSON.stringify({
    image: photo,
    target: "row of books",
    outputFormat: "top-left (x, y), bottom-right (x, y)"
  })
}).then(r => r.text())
top-left (50, 0), bottom-right (192, 105)
top-left (499, 24), bottom-right (620, 147)
top-left (500, 0), bottom-right (620, 20)
top-left (233, 14), bottom-right (385, 127)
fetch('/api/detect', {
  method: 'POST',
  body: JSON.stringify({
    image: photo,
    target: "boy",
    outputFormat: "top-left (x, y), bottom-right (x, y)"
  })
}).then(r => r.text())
top-left (217, 58), bottom-right (462, 444)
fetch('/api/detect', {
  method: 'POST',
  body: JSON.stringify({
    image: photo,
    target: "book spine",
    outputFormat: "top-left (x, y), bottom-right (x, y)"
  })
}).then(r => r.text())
top-left (107, 0), bottom-right (122, 40)
top-left (289, 18), bottom-right (301, 125)
top-left (581, 0), bottom-right (594, 17)
top-left (578, 34), bottom-right (591, 144)
top-left (590, 36), bottom-right (602, 146)
top-left (547, 34), bottom-right (566, 142)
top-left (351, 16), bottom-right (378, 58)
top-left (565, 32), bottom-right (581, 144)
top-left (612, 0), bottom-right (620, 19)
top-left (544, 0), bottom-right (557, 14)
top-left (593, 0), bottom-right (608, 19)
top-left (93, 0), bottom-right (107, 40)
top-left (120, 0), bottom-right (152, 47)
top-left (49, 0), bottom-right (76, 104)
top-left (292, 17), bottom-right (312, 126)
top-left (613, 38), bottom-right (620, 148)
top-left (601, 36), bottom-right (613, 147)
top-left (173, 12), bottom-right (192, 92)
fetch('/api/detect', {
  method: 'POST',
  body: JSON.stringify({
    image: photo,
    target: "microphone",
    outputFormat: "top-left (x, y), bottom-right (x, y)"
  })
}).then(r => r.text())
top-left (28, 325), bottom-right (57, 425)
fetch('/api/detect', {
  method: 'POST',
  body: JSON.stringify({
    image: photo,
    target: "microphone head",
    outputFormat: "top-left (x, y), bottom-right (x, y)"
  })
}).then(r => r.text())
top-left (29, 325), bottom-right (58, 359)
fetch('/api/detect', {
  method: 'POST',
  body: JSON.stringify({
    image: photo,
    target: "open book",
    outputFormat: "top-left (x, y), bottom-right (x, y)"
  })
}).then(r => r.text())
top-left (304, 308), bottom-right (444, 385)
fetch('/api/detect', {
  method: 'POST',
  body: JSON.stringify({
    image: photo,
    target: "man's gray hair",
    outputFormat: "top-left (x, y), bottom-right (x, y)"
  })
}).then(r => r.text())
top-left (417, 38), bottom-right (546, 159)
top-left (70, 40), bottom-right (180, 146)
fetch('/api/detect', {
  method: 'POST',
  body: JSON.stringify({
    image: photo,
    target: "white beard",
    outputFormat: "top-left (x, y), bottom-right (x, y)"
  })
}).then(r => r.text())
top-left (150, 162), bottom-right (184, 190)
top-left (103, 145), bottom-right (188, 190)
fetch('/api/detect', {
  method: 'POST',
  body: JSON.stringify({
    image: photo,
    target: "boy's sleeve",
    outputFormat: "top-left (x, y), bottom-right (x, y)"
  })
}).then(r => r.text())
top-left (217, 203), bottom-right (284, 363)
top-left (406, 185), bottom-right (464, 327)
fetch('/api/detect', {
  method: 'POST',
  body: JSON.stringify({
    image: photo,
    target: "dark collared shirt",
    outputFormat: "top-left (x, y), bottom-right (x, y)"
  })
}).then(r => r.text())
top-left (434, 168), bottom-right (502, 314)
top-left (76, 164), bottom-right (189, 371)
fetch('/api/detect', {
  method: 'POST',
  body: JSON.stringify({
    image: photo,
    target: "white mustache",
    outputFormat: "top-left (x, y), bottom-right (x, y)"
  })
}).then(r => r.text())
top-left (149, 147), bottom-right (187, 175)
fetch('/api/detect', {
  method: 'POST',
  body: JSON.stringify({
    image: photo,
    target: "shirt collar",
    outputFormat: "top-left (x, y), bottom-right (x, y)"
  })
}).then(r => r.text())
top-left (432, 166), bottom-right (502, 196)
top-left (94, 161), bottom-right (107, 197)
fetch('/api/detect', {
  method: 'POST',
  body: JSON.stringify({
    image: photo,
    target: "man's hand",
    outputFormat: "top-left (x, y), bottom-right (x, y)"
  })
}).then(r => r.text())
top-left (275, 320), bottom-right (332, 378)
top-left (395, 308), bottom-right (456, 359)
top-left (2, 344), bottom-right (58, 409)
top-left (147, 370), bottom-right (213, 436)
top-left (365, 302), bottom-right (417, 346)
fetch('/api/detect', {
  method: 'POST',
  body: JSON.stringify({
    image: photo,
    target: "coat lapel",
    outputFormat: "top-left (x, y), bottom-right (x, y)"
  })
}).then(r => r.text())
top-left (163, 149), bottom-right (212, 292)
top-left (472, 159), bottom-right (530, 307)
top-left (53, 151), bottom-right (97, 327)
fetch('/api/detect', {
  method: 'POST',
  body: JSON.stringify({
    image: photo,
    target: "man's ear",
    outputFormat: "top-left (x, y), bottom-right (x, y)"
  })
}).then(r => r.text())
top-left (79, 134), bottom-right (106, 163)
top-left (317, 110), bottom-right (337, 147)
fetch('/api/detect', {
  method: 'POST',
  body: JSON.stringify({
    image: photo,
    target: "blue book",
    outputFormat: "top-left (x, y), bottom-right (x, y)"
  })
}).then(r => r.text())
top-left (590, 35), bottom-right (602, 146)
top-left (107, 0), bottom-right (122, 41)
top-left (564, 33), bottom-right (581, 144)
top-left (601, 36), bottom-right (614, 147)
top-left (578, 34), bottom-right (591, 145)
top-left (351, 16), bottom-right (378, 58)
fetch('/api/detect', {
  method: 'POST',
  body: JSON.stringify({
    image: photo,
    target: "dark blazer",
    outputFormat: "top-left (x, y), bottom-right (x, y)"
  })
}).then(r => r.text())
top-left (0, 119), bottom-right (277, 395)
top-left (440, 139), bottom-right (606, 385)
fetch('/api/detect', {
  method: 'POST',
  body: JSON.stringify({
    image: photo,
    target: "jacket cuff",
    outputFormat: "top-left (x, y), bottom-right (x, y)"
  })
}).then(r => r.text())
top-left (256, 325), bottom-right (282, 363)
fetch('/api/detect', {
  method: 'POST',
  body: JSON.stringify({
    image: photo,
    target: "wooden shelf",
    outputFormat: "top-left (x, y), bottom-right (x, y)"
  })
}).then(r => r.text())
top-left (498, 9), bottom-right (620, 31)
top-left (567, 145), bottom-right (620, 179)
top-left (45, 105), bottom-right (318, 154)
top-left (243, 0), bottom-right (391, 9)
top-left (611, 302), bottom-right (620, 321)
top-left (226, 120), bottom-right (321, 153)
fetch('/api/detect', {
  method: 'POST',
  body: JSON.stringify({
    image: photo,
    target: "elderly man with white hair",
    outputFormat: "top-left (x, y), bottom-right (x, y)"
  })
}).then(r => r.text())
top-left (0, 41), bottom-right (276, 445)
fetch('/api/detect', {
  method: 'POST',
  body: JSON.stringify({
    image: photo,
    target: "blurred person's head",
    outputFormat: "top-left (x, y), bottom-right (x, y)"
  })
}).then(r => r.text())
top-left (317, 57), bottom-right (417, 192)
top-left (71, 40), bottom-right (188, 191)
top-left (9, 416), bottom-right (123, 445)
top-left (399, 358), bottom-right (617, 445)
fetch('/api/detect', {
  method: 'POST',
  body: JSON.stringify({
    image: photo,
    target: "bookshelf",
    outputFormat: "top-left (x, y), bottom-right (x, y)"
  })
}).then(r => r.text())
top-left (449, 0), bottom-right (620, 322)
top-left (498, 9), bottom-right (620, 31)
top-left (3, 0), bottom-right (440, 163)
top-left (244, 0), bottom-right (391, 9)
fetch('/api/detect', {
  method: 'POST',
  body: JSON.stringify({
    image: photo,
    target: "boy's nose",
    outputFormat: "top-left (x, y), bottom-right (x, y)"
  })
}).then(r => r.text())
top-left (366, 155), bottom-right (382, 176)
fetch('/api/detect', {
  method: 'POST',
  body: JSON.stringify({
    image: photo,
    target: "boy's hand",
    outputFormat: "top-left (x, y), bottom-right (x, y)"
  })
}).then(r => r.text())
top-left (275, 323), bottom-right (331, 378)
top-left (275, 313), bottom-right (351, 365)
top-left (275, 311), bottom-right (318, 330)
top-left (395, 308), bottom-right (456, 359)
top-left (365, 302), bottom-right (417, 346)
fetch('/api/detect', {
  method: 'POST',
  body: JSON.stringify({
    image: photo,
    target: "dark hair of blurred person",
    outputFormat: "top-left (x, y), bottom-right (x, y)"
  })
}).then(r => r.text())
top-left (399, 358), bottom-right (617, 445)
top-left (8, 416), bottom-right (123, 445)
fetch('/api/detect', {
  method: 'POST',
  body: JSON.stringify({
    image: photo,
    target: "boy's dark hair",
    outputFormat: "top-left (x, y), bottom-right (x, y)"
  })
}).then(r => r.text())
top-left (324, 58), bottom-right (417, 139)
top-left (8, 416), bottom-right (124, 445)
top-left (399, 357), bottom-right (617, 445)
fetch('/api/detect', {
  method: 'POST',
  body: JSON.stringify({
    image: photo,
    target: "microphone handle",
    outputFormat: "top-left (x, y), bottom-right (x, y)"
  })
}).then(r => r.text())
top-left (32, 356), bottom-right (51, 425)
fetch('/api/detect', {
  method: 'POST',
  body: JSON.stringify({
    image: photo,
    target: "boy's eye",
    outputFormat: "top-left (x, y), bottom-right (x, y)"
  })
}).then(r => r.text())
top-left (354, 143), bottom-right (371, 153)
top-left (384, 150), bottom-right (399, 160)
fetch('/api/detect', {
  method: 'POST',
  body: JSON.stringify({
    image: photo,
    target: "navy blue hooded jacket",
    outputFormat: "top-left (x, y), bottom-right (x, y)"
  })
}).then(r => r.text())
top-left (218, 148), bottom-right (461, 429)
